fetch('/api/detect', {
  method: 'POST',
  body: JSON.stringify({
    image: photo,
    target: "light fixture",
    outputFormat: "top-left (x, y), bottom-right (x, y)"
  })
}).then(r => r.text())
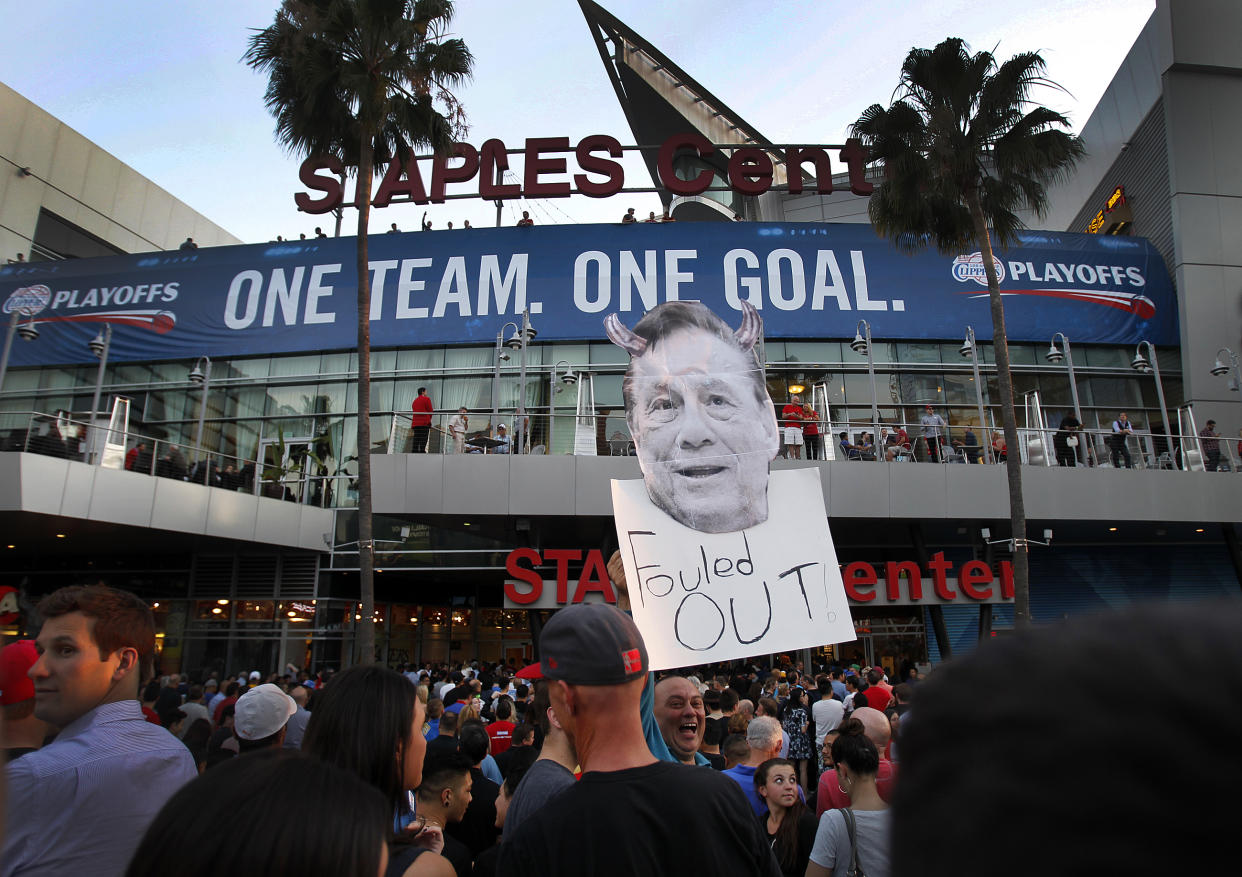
top-left (152, 602), bottom-right (160, 608)
top-left (1211, 360), bottom-right (1229, 377)
top-left (1130, 351), bottom-right (1151, 373)
top-left (788, 383), bottom-right (805, 395)
top-left (849, 332), bottom-right (868, 354)
top-left (56, 533), bottom-right (65, 538)
top-left (1108, 527), bottom-right (1118, 532)
top-left (959, 337), bottom-right (974, 359)
top-left (1195, 528), bottom-right (1205, 533)
top-left (287, 610), bottom-right (296, 617)
top-left (497, 350), bottom-right (510, 362)
top-left (1045, 342), bottom-right (1064, 364)
top-left (505, 329), bottom-right (524, 350)
top-left (217, 598), bottom-right (229, 605)
top-left (560, 368), bottom-right (577, 385)
top-left (188, 364), bottom-right (206, 384)
top-left (88, 332), bottom-right (107, 358)
top-left (6, 544), bottom-right (14, 549)
top-left (17, 322), bottom-right (38, 342)
top-left (211, 607), bottom-right (223, 615)
top-left (524, 325), bottom-right (538, 341)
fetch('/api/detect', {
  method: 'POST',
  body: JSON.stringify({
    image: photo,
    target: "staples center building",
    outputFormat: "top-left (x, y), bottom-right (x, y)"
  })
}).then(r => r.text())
top-left (0, 0), bottom-right (1238, 674)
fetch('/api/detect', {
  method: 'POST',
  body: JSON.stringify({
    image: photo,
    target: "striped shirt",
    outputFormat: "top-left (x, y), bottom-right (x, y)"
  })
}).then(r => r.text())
top-left (3, 700), bottom-right (197, 877)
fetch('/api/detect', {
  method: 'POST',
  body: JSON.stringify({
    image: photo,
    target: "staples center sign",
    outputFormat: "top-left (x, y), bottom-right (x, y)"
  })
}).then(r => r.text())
top-left (502, 548), bottom-right (1014, 610)
top-left (294, 134), bottom-right (873, 213)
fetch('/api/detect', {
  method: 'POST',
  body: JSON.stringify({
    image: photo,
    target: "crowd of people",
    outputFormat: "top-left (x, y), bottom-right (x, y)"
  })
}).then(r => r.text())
top-left (2, 580), bottom-right (1235, 876)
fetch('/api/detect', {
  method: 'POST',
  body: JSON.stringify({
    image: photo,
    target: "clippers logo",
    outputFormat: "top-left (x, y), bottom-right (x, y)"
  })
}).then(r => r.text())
top-left (0, 586), bottom-right (18, 625)
top-left (951, 253), bottom-right (1005, 286)
top-left (621, 648), bottom-right (643, 674)
top-left (3, 285), bottom-right (51, 317)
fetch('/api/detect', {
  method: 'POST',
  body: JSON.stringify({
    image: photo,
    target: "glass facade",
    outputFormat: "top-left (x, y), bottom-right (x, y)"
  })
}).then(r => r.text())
top-left (0, 339), bottom-right (1184, 474)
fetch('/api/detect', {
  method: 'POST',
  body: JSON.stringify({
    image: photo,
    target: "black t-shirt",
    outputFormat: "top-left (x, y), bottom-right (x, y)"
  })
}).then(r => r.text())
top-left (499, 760), bottom-right (781, 877)
top-left (760, 808), bottom-right (819, 877)
top-left (446, 767), bottom-right (500, 857)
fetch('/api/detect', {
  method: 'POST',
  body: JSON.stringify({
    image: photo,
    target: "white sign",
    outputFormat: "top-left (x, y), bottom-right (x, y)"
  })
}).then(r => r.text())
top-left (612, 468), bottom-right (855, 670)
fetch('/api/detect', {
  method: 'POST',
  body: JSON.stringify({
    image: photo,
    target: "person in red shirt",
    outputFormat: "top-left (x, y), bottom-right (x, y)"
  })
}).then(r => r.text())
top-left (486, 697), bottom-right (517, 755)
top-left (410, 387), bottom-right (434, 453)
top-left (781, 394), bottom-right (805, 460)
top-left (816, 707), bottom-right (897, 817)
top-left (801, 403), bottom-right (822, 460)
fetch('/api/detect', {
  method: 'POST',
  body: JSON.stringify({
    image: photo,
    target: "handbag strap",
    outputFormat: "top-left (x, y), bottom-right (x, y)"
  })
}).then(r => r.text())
top-left (838, 808), bottom-right (865, 877)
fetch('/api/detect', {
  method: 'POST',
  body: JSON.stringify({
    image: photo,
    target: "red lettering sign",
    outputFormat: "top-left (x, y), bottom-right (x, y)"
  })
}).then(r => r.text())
top-left (842, 562), bottom-right (878, 602)
top-left (958, 560), bottom-right (995, 600)
top-left (296, 134), bottom-right (859, 211)
top-left (503, 548), bottom-right (543, 605)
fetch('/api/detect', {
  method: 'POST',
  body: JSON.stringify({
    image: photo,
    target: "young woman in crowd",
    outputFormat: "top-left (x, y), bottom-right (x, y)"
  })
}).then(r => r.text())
top-left (754, 758), bottom-right (817, 877)
top-left (302, 665), bottom-right (452, 877)
top-left (127, 750), bottom-right (390, 877)
top-left (806, 718), bottom-right (891, 877)
top-left (781, 685), bottom-right (814, 791)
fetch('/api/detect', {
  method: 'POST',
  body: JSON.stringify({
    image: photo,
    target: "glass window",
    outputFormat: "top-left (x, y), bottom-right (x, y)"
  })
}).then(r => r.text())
top-left (371, 350), bottom-right (397, 374)
top-left (320, 352), bottom-right (355, 377)
top-left (1006, 344), bottom-right (1037, 366)
top-left (442, 377), bottom-right (491, 411)
top-left (444, 347), bottom-right (493, 371)
top-left (593, 374), bottom-right (623, 407)
top-left (265, 385), bottom-right (318, 417)
top-left (396, 348), bottom-right (445, 373)
top-left (269, 355), bottom-right (321, 379)
top-left (221, 357), bottom-right (270, 380)
top-left (943, 373), bottom-right (985, 406)
top-left (589, 343), bottom-right (628, 366)
top-left (895, 373), bottom-right (943, 406)
top-left (896, 343), bottom-right (940, 364)
top-left (39, 367), bottom-right (85, 390)
top-left (784, 341), bottom-right (846, 365)
top-left (1082, 377), bottom-right (1142, 409)
top-left (1082, 346), bottom-right (1129, 368)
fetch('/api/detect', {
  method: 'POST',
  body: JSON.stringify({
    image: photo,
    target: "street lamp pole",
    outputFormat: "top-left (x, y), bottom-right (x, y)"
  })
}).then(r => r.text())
top-left (1131, 340), bottom-right (1171, 456)
top-left (189, 356), bottom-right (212, 470)
top-left (87, 324), bottom-right (113, 465)
top-left (491, 330), bottom-right (507, 449)
top-left (1210, 347), bottom-right (1242, 392)
top-left (0, 309), bottom-right (41, 395)
top-left (550, 359), bottom-right (577, 448)
top-left (960, 326), bottom-right (993, 463)
top-left (1045, 333), bottom-right (1086, 464)
top-left (850, 319), bottom-right (879, 454)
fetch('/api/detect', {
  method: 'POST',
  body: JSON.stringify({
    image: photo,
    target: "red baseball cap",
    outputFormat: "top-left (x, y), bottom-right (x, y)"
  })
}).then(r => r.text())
top-left (0, 639), bottom-right (38, 705)
top-left (515, 662), bottom-right (544, 680)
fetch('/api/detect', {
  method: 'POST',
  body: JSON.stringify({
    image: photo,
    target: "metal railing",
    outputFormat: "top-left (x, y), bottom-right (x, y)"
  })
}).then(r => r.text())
top-left (7, 408), bottom-right (1235, 518)
top-left (3, 411), bottom-right (358, 508)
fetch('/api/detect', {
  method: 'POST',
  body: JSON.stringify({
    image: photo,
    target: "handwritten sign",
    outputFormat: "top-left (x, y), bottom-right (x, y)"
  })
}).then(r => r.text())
top-left (612, 468), bottom-right (855, 670)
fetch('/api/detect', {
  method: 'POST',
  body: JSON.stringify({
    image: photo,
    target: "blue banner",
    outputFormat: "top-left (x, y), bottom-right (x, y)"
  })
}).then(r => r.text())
top-left (0, 222), bottom-right (1176, 366)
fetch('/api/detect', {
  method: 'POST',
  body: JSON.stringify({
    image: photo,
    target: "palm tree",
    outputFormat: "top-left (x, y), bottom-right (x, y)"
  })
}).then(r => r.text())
top-left (246, 0), bottom-right (473, 663)
top-left (852, 38), bottom-right (1084, 627)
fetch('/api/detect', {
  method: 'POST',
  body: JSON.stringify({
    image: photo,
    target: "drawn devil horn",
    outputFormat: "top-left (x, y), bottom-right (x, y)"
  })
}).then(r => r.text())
top-left (604, 313), bottom-right (648, 356)
top-left (734, 299), bottom-right (762, 349)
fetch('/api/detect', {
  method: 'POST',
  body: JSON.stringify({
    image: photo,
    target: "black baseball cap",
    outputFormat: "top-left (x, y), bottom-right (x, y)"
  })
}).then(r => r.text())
top-left (538, 603), bottom-right (648, 686)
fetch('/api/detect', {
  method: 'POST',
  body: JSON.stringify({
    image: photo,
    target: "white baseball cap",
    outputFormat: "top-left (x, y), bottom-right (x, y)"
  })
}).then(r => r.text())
top-left (248, 670), bottom-right (261, 681)
top-left (234, 683), bottom-right (297, 740)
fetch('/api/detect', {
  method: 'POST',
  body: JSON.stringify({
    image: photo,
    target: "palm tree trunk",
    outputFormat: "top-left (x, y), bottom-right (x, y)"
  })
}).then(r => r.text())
top-left (356, 137), bottom-right (377, 664)
top-left (967, 192), bottom-right (1031, 628)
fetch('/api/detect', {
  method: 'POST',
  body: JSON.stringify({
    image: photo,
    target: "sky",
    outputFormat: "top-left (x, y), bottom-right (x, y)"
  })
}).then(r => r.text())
top-left (2, 0), bottom-right (1157, 243)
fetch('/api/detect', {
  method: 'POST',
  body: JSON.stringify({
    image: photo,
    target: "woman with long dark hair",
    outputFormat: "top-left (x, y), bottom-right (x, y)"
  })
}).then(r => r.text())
top-left (302, 665), bottom-right (452, 877)
top-left (781, 685), bottom-right (813, 791)
top-left (754, 758), bottom-right (817, 877)
top-left (807, 718), bottom-right (890, 877)
top-left (127, 750), bottom-right (388, 877)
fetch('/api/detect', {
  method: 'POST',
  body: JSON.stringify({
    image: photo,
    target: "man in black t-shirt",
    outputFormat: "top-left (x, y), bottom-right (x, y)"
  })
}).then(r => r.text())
top-left (498, 604), bottom-right (780, 876)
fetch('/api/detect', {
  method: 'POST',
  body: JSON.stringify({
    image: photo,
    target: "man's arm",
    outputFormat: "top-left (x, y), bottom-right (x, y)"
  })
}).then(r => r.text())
top-left (607, 550), bottom-right (680, 764)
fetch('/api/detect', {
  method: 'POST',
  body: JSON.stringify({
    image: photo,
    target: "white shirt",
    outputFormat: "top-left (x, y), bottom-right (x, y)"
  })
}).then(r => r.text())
top-left (812, 697), bottom-right (845, 745)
